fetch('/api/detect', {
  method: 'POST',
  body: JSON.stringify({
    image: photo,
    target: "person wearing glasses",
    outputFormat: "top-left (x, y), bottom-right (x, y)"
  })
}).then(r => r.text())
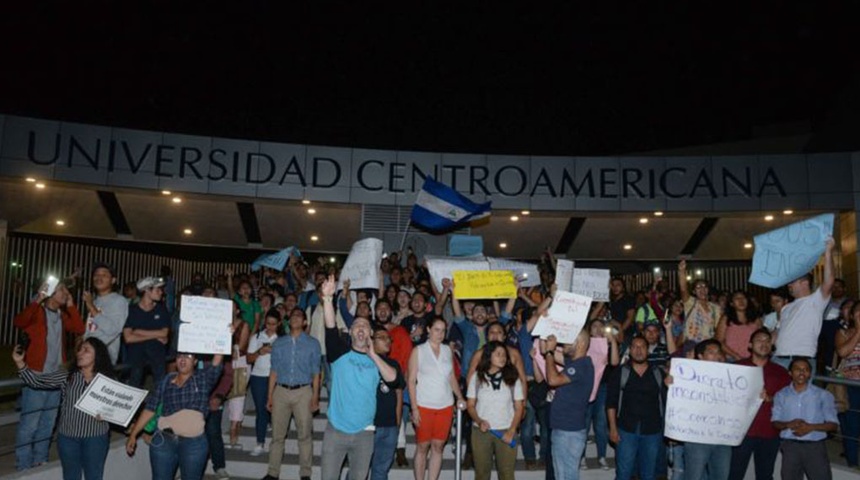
top-left (678, 261), bottom-right (722, 350)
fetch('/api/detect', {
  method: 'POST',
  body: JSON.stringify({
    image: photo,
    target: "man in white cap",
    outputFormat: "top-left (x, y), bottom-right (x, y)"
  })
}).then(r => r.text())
top-left (123, 276), bottom-right (170, 388)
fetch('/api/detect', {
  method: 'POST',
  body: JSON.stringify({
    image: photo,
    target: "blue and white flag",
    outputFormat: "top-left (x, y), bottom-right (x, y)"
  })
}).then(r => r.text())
top-left (410, 177), bottom-right (492, 231)
top-left (251, 246), bottom-right (301, 272)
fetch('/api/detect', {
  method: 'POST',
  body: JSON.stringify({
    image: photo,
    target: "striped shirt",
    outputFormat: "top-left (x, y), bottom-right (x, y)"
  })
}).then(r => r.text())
top-left (18, 368), bottom-right (109, 438)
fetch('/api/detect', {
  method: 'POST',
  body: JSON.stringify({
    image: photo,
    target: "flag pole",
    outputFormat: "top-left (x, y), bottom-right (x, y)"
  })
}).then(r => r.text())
top-left (399, 222), bottom-right (411, 252)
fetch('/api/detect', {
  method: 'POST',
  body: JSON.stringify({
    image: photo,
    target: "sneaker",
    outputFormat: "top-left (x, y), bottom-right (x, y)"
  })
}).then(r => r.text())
top-left (580, 458), bottom-right (588, 470)
top-left (599, 457), bottom-right (610, 470)
top-left (230, 442), bottom-right (242, 451)
top-left (250, 444), bottom-right (265, 456)
top-left (525, 459), bottom-right (539, 471)
top-left (461, 452), bottom-right (473, 470)
top-left (215, 468), bottom-right (230, 480)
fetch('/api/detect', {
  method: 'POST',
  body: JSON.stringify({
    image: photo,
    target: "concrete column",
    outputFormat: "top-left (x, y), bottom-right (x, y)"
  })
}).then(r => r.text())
top-left (839, 212), bottom-right (856, 295)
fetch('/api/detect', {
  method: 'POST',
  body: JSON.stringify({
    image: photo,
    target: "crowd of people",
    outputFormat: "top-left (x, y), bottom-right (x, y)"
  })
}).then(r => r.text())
top-left (9, 236), bottom-right (859, 480)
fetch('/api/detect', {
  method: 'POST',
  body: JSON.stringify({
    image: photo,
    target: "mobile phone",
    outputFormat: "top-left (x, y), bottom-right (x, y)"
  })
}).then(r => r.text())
top-left (16, 332), bottom-right (30, 352)
top-left (44, 276), bottom-right (59, 297)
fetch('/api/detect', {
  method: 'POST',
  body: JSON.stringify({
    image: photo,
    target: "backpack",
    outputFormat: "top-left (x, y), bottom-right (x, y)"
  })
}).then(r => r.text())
top-left (618, 364), bottom-right (664, 418)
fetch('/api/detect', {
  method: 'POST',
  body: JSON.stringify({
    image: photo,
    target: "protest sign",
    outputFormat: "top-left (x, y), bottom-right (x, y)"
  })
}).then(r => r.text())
top-left (531, 291), bottom-right (591, 344)
top-left (251, 246), bottom-right (300, 272)
top-left (74, 373), bottom-right (148, 427)
top-left (337, 238), bottom-right (384, 291)
top-left (425, 255), bottom-right (488, 291)
top-left (453, 270), bottom-right (517, 299)
top-left (572, 268), bottom-right (610, 302)
top-left (665, 359), bottom-right (764, 446)
top-left (556, 259), bottom-right (575, 292)
top-left (448, 234), bottom-right (483, 257)
top-left (487, 258), bottom-right (541, 287)
top-left (749, 213), bottom-right (834, 288)
top-left (177, 295), bottom-right (233, 355)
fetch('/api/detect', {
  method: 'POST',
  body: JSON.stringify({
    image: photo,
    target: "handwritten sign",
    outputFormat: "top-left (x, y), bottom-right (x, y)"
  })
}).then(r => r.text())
top-left (337, 238), bottom-right (383, 291)
top-left (665, 359), bottom-right (764, 446)
top-left (556, 259), bottom-right (575, 292)
top-left (488, 258), bottom-right (541, 287)
top-left (572, 268), bottom-right (610, 302)
top-left (74, 373), bottom-right (148, 427)
top-left (453, 270), bottom-right (517, 300)
top-left (177, 295), bottom-right (233, 355)
top-left (532, 291), bottom-right (591, 344)
top-left (749, 213), bottom-right (834, 288)
top-left (426, 255), bottom-right (488, 291)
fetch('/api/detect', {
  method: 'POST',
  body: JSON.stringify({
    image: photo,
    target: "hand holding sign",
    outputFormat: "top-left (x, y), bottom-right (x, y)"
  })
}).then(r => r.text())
top-left (177, 295), bottom-right (233, 355)
top-left (532, 291), bottom-right (591, 344)
top-left (749, 213), bottom-right (835, 288)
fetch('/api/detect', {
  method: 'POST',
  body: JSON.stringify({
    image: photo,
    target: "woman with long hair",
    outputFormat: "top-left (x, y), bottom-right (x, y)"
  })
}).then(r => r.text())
top-left (246, 309), bottom-right (283, 456)
top-left (716, 290), bottom-right (762, 362)
top-left (408, 316), bottom-right (466, 480)
top-left (13, 337), bottom-right (114, 480)
top-left (385, 284), bottom-right (400, 306)
top-left (466, 341), bottom-right (524, 480)
top-left (393, 290), bottom-right (412, 326)
top-left (836, 301), bottom-right (860, 467)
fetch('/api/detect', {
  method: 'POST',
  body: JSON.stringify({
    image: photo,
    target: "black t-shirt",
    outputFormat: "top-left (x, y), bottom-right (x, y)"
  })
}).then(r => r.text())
top-left (609, 295), bottom-right (636, 324)
top-left (605, 364), bottom-right (664, 435)
top-left (401, 314), bottom-right (428, 344)
top-left (375, 356), bottom-right (405, 427)
top-left (124, 303), bottom-right (171, 364)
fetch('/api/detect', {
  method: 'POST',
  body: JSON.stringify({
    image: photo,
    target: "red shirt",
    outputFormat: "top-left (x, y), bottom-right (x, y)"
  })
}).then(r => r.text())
top-left (13, 301), bottom-right (85, 371)
top-left (738, 358), bottom-right (791, 438)
top-left (387, 325), bottom-right (413, 375)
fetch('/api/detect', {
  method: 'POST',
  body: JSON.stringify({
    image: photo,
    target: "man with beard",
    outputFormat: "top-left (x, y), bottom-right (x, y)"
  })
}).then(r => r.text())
top-left (401, 291), bottom-right (432, 345)
top-left (320, 275), bottom-right (397, 480)
top-left (369, 325), bottom-right (406, 480)
top-left (730, 328), bottom-right (791, 480)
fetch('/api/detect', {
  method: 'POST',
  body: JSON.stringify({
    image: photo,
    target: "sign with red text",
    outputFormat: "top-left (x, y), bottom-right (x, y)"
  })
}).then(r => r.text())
top-left (665, 359), bottom-right (764, 446)
top-left (532, 291), bottom-right (591, 344)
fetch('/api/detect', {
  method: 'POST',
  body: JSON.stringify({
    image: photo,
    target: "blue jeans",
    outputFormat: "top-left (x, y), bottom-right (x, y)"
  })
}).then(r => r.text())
top-left (615, 427), bottom-right (662, 480)
top-left (149, 430), bottom-right (209, 480)
top-left (16, 386), bottom-right (61, 470)
top-left (551, 429), bottom-right (586, 480)
top-left (521, 399), bottom-right (538, 460)
top-left (669, 443), bottom-right (685, 480)
top-left (204, 408), bottom-right (225, 471)
top-left (583, 384), bottom-right (608, 458)
top-left (843, 385), bottom-right (860, 467)
top-left (370, 426), bottom-right (398, 480)
top-left (57, 433), bottom-right (110, 480)
top-left (322, 355), bottom-right (332, 395)
top-left (685, 442), bottom-right (731, 480)
top-left (249, 375), bottom-right (270, 444)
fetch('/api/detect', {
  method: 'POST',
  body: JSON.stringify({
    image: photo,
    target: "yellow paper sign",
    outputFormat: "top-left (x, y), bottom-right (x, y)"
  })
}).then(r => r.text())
top-left (453, 270), bottom-right (517, 300)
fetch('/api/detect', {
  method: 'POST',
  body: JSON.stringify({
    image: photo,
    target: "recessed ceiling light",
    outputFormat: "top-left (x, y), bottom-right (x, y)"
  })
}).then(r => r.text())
top-left (302, 199), bottom-right (311, 205)
top-left (521, 210), bottom-right (530, 216)
top-left (310, 235), bottom-right (319, 241)
top-left (783, 209), bottom-right (793, 215)
top-left (307, 208), bottom-right (316, 214)
top-left (744, 243), bottom-right (753, 249)
top-left (623, 244), bottom-right (632, 250)
top-left (510, 216), bottom-right (519, 222)
top-left (654, 211), bottom-right (664, 217)
top-left (499, 243), bottom-right (508, 249)
top-left (183, 228), bottom-right (192, 235)
top-left (25, 177), bottom-right (36, 183)
top-left (329, 257), bottom-right (336, 263)
top-left (639, 218), bottom-right (649, 224)
top-left (172, 197), bottom-right (182, 204)
top-left (35, 183), bottom-right (46, 189)
top-left (161, 190), bottom-right (171, 195)
top-left (55, 220), bottom-right (65, 226)
top-left (764, 215), bottom-right (774, 221)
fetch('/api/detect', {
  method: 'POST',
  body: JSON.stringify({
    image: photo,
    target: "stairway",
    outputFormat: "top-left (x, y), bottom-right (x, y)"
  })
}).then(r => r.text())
top-left (204, 396), bottom-right (617, 480)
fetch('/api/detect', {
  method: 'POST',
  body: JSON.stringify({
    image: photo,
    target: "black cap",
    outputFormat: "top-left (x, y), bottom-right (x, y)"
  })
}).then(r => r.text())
top-left (91, 262), bottom-right (116, 278)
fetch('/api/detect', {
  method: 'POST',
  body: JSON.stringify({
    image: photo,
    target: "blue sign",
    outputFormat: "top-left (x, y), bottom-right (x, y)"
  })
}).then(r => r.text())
top-left (749, 213), bottom-right (834, 288)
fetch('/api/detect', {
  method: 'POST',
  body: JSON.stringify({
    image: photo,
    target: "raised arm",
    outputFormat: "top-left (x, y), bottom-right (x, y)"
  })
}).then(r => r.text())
top-left (541, 336), bottom-right (570, 388)
top-left (435, 278), bottom-right (451, 315)
top-left (446, 278), bottom-right (462, 318)
top-left (821, 237), bottom-right (836, 297)
top-left (322, 275), bottom-right (337, 329)
top-left (678, 260), bottom-right (690, 302)
top-left (226, 269), bottom-right (235, 299)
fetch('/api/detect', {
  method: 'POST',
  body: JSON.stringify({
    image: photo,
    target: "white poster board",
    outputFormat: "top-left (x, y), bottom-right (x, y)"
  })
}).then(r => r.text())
top-left (556, 259), bottom-right (575, 292)
top-left (425, 255), bottom-right (488, 291)
top-left (74, 373), bottom-right (148, 427)
top-left (531, 291), bottom-right (592, 344)
top-left (572, 268), bottom-right (610, 302)
top-left (665, 359), bottom-right (764, 446)
top-left (177, 295), bottom-right (233, 355)
top-left (487, 258), bottom-right (541, 287)
top-left (337, 238), bottom-right (384, 291)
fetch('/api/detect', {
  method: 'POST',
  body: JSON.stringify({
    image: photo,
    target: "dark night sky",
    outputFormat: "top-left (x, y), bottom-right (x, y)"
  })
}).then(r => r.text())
top-left (0, 3), bottom-right (858, 155)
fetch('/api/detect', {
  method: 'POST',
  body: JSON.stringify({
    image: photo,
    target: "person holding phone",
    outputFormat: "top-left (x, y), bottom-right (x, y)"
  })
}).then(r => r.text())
top-left (13, 337), bottom-right (114, 480)
top-left (82, 263), bottom-right (128, 364)
top-left (13, 279), bottom-right (85, 471)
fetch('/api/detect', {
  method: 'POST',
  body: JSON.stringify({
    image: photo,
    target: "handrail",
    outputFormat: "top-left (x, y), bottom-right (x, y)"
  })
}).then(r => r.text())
top-left (815, 375), bottom-right (860, 388)
top-left (0, 364), bottom-right (132, 389)
top-left (454, 407), bottom-right (462, 480)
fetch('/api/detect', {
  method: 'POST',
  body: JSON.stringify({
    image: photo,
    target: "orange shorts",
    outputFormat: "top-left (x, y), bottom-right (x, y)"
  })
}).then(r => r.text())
top-left (415, 405), bottom-right (454, 443)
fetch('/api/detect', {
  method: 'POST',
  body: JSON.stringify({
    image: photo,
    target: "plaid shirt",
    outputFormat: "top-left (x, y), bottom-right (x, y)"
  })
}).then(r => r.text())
top-left (146, 364), bottom-right (223, 416)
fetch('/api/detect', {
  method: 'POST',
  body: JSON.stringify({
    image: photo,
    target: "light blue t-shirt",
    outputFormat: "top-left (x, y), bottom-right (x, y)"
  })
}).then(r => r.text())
top-left (328, 350), bottom-right (380, 434)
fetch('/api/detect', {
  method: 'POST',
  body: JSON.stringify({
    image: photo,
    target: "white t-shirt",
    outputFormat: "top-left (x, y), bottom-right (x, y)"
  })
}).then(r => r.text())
top-left (416, 342), bottom-right (454, 409)
top-left (248, 331), bottom-right (278, 377)
top-left (775, 287), bottom-right (830, 357)
top-left (467, 375), bottom-right (524, 430)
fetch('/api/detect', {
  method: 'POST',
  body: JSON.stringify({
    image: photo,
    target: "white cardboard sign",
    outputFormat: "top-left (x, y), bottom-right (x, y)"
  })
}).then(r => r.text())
top-left (177, 295), bottom-right (233, 355)
top-left (531, 290), bottom-right (592, 344)
top-left (74, 373), bottom-right (148, 427)
top-left (572, 268), bottom-right (610, 302)
top-left (337, 238), bottom-right (384, 291)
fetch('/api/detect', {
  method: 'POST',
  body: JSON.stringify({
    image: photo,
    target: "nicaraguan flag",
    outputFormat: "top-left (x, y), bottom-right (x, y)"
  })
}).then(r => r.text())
top-left (251, 246), bottom-right (301, 271)
top-left (410, 177), bottom-right (492, 231)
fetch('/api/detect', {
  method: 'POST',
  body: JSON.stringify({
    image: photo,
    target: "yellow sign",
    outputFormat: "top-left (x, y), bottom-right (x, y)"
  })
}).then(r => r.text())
top-left (453, 270), bottom-right (517, 300)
